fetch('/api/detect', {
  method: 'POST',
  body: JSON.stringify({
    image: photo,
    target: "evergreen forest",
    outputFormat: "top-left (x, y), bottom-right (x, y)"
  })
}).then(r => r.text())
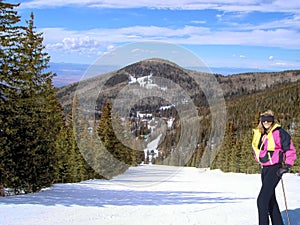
top-left (0, 2), bottom-right (100, 195)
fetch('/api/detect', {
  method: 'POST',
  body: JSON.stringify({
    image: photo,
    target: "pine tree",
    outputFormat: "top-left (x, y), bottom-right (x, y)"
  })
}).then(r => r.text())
top-left (239, 130), bottom-right (260, 174)
top-left (96, 100), bottom-right (130, 178)
top-left (212, 122), bottom-right (237, 172)
top-left (0, 4), bottom-right (64, 193)
top-left (54, 121), bottom-right (72, 183)
top-left (16, 12), bottom-right (64, 192)
top-left (228, 140), bottom-right (240, 173)
top-left (55, 95), bottom-right (100, 183)
top-left (186, 143), bottom-right (205, 167)
top-left (0, 1), bottom-right (23, 192)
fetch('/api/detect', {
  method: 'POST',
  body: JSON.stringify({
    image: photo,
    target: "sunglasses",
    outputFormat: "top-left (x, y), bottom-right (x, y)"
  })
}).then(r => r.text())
top-left (262, 120), bottom-right (273, 123)
top-left (260, 115), bottom-right (274, 123)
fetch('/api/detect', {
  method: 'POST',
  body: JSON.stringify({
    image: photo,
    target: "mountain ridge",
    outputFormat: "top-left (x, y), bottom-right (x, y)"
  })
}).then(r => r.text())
top-left (51, 61), bottom-right (287, 87)
top-left (56, 58), bottom-right (300, 114)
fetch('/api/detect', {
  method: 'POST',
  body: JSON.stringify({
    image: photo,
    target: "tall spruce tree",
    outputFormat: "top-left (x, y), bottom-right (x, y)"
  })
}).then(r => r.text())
top-left (96, 100), bottom-right (132, 177)
top-left (0, 3), bottom-right (64, 193)
top-left (239, 130), bottom-right (260, 174)
top-left (211, 122), bottom-right (236, 172)
top-left (0, 1), bottom-right (23, 192)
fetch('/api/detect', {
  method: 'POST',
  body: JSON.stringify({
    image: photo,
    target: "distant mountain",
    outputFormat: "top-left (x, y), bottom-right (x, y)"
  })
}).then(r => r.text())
top-left (51, 62), bottom-right (283, 87)
top-left (201, 67), bottom-right (275, 75)
top-left (56, 58), bottom-right (300, 115)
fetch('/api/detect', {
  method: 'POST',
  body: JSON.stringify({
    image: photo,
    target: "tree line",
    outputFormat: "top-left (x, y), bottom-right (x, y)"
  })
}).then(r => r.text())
top-left (0, 2), bottom-right (142, 196)
top-left (0, 2), bottom-right (90, 195)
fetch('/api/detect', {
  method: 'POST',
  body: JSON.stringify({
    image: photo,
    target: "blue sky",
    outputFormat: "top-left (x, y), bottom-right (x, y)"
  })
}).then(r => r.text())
top-left (11, 0), bottom-right (300, 72)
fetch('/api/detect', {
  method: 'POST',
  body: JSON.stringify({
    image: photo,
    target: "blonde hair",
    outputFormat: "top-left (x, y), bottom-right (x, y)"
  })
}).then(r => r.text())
top-left (256, 109), bottom-right (278, 134)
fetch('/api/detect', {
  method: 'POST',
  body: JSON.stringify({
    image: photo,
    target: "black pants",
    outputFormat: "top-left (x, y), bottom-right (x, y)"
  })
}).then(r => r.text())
top-left (257, 164), bottom-right (284, 225)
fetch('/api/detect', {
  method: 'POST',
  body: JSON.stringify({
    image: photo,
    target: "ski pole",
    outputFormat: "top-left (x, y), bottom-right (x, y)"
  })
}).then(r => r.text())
top-left (281, 178), bottom-right (291, 225)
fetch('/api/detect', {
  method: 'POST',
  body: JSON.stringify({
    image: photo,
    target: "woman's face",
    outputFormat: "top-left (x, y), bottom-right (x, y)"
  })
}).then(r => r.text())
top-left (262, 121), bottom-right (273, 129)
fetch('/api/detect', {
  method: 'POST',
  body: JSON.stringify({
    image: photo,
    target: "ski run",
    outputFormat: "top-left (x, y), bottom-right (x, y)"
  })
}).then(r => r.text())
top-left (0, 165), bottom-right (299, 225)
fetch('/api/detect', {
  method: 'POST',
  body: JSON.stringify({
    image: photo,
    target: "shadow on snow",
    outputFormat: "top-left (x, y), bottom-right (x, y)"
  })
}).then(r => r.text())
top-left (0, 182), bottom-right (252, 207)
top-left (282, 208), bottom-right (300, 225)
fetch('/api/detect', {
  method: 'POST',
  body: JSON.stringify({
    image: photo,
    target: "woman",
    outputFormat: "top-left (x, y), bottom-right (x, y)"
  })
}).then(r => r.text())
top-left (252, 109), bottom-right (297, 225)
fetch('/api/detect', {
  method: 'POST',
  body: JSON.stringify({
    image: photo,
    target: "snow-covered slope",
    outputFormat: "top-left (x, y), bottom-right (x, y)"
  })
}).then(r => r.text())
top-left (0, 165), bottom-right (299, 225)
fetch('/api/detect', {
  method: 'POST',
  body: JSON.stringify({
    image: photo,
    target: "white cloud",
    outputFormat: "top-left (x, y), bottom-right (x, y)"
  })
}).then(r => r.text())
top-left (268, 56), bottom-right (274, 60)
top-left (41, 25), bottom-right (300, 54)
top-left (233, 15), bottom-right (300, 31)
top-left (62, 36), bottom-right (99, 49)
top-left (20, 0), bottom-right (300, 13)
top-left (130, 48), bottom-right (156, 54)
top-left (20, 0), bottom-right (300, 60)
top-left (190, 20), bottom-right (206, 24)
top-left (274, 62), bottom-right (287, 66)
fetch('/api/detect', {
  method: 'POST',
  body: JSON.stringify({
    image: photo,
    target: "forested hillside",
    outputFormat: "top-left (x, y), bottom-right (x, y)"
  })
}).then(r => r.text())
top-left (56, 58), bottom-right (300, 175)
top-left (210, 81), bottom-right (300, 173)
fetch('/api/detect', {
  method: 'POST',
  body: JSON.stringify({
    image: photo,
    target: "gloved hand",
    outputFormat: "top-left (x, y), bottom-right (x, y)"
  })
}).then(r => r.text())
top-left (276, 165), bottom-right (292, 177)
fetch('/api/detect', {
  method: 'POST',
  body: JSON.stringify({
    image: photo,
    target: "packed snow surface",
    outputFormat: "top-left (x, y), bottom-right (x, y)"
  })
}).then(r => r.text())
top-left (1, 165), bottom-right (299, 225)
